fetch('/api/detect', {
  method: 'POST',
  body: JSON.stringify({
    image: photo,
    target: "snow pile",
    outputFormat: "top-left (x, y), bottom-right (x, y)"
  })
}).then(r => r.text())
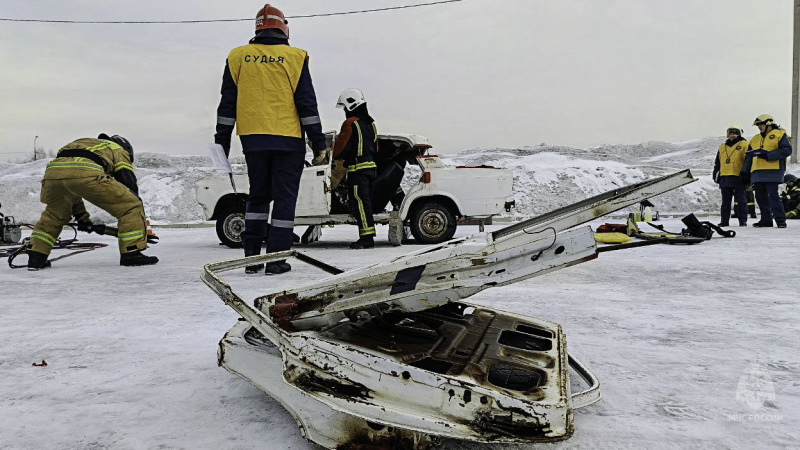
top-left (0, 137), bottom-right (793, 224)
top-left (444, 137), bottom-right (724, 217)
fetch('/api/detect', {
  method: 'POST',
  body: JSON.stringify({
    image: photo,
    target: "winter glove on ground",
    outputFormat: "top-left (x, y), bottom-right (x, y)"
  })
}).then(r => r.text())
top-left (77, 221), bottom-right (93, 233)
top-left (748, 149), bottom-right (768, 159)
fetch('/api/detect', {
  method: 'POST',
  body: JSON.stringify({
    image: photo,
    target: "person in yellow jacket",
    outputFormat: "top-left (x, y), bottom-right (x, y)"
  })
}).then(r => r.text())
top-left (214, 3), bottom-right (326, 274)
top-left (26, 135), bottom-right (158, 270)
top-left (741, 114), bottom-right (793, 228)
top-left (713, 126), bottom-right (749, 226)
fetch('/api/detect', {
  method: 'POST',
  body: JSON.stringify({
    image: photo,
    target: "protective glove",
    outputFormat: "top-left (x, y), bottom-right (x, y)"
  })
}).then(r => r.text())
top-left (748, 149), bottom-right (768, 159)
top-left (91, 224), bottom-right (107, 235)
top-left (77, 221), bottom-right (93, 233)
top-left (214, 135), bottom-right (231, 158)
top-left (787, 210), bottom-right (797, 219)
top-left (713, 170), bottom-right (720, 184)
top-left (311, 148), bottom-right (330, 166)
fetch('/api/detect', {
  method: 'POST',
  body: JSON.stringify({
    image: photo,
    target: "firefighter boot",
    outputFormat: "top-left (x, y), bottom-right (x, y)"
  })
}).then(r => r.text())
top-left (120, 250), bottom-right (159, 266)
top-left (27, 250), bottom-right (51, 271)
top-left (350, 236), bottom-right (375, 250)
top-left (243, 241), bottom-right (264, 274)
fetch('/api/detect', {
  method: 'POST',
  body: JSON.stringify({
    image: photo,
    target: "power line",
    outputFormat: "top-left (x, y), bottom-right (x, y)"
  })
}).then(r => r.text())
top-left (0, 0), bottom-right (464, 24)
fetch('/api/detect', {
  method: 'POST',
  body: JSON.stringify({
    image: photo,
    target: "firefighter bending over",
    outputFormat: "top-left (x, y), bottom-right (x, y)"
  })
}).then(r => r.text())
top-left (333, 88), bottom-right (378, 249)
top-left (26, 134), bottom-right (158, 270)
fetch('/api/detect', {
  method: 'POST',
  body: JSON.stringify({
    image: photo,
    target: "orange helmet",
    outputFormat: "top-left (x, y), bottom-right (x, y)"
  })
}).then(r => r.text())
top-left (255, 4), bottom-right (289, 38)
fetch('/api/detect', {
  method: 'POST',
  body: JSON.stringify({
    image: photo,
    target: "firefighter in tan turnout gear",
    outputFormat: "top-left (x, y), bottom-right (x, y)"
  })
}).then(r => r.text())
top-left (26, 134), bottom-right (158, 270)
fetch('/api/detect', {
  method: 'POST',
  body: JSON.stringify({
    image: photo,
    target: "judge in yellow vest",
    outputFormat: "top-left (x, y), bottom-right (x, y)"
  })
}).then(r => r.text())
top-left (214, 4), bottom-right (326, 274)
top-left (741, 114), bottom-right (793, 228)
top-left (713, 126), bottom-right (749, 226)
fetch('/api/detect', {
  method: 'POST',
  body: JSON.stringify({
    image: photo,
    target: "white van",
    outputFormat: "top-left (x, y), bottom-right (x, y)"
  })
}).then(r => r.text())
top-left (196, 134), bottom-right (514, 247)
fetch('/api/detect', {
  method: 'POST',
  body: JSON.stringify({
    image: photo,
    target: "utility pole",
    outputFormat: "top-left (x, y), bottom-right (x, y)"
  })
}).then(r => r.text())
top-left (792, 0), bottom-right (799, 163)
top-left (33, 135), bottom-right (39, 161)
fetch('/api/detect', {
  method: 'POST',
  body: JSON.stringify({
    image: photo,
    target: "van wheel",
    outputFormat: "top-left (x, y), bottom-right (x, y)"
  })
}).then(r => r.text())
top-left (410, 202), bottom-right (457, 244)
top-left (216, 205), bottom-right (245, 248)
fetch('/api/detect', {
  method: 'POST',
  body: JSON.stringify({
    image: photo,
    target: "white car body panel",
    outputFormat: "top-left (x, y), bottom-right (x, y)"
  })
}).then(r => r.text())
top-left (202, 170), bottom-right (697, 449)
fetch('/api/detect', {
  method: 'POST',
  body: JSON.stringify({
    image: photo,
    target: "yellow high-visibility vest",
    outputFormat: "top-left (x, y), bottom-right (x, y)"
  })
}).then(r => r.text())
top-left (750, 129), bottom-right (786, 172)
top-left (227, 44), bottom-right (307, 138)
top-left (718, 140), bottom-right (748, 176)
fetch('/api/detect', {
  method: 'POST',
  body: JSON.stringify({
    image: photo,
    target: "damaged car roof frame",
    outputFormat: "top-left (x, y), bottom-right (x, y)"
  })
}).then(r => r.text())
top-left (203, 170), bottom-right (696, 449)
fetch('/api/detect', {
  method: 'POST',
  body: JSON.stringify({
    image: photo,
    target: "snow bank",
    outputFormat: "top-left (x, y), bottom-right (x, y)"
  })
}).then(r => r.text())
top-left (0, 138), bottom-right (795, 224)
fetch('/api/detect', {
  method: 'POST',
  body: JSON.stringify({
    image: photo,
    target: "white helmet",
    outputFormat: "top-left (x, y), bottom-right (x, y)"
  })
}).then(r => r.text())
top-left (336, 88), bottom-right (366, 112)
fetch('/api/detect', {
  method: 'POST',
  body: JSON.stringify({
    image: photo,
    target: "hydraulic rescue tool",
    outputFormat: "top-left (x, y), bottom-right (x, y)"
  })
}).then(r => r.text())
top-left (0, 202), bottom-right (23, 245)
top-left (202, 170), bottom-right (696, 449)
top-left (3, 222), bottom-right (157, 269)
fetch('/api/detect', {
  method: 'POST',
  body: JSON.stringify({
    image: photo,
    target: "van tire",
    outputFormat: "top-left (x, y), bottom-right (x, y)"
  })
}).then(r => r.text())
top-left (410, 202), bottom-right (457, 244)
top-left (216, 205), bottom-right (245, 248)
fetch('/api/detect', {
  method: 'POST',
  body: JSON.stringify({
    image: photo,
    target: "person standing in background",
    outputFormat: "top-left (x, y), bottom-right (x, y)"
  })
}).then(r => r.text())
top-left (713, 125), bottom-right (749, 226)
top-left (741, 114), bottom-right (793, 228)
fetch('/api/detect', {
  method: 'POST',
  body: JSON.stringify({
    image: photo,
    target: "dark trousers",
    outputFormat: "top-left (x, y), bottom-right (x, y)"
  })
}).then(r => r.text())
top-left (242, 150), bottom-right (305, 256)
top-left (721, 187), bottom-right (747, 225)
top-left (733, 188), bottom-right (756, 218)
top-left (348, 169), bottom-right (376, 237)
top-left (754, 182), bottom-right (786, 223)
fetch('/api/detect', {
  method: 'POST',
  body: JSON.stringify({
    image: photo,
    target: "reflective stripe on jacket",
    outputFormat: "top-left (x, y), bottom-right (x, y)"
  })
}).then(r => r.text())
top-left (44, 138), bottom-right (132, 180)
top-left (333, 117), bottom-right (378, 172)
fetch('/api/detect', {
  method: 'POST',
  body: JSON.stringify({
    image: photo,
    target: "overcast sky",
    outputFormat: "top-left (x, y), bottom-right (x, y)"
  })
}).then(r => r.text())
top-left (0, 0), bottom-right (796, 161)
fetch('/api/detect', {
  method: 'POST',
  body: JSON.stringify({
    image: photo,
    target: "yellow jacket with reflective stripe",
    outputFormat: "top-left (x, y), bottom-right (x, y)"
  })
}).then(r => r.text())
top-left (750, 129), bottom-right (785, 172)
top-left (227, 44), bottom-right (307, 137)
top-left (718, 139), bottom-right (748, 176)
top-left (43, 138), bottom-right (133, 180)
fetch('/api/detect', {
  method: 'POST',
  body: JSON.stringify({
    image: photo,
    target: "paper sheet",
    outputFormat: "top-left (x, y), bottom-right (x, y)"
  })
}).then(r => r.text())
top-left (207, 143), bottom-right (232, 174)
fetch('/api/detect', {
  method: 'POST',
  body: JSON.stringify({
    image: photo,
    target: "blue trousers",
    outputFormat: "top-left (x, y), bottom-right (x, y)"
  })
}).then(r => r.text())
top-left (720, 187), bottom-right (747, 225)
top-left (242, 150), bottom-right (305, 256)
top-left (753, 182), bottom-right (785, 223)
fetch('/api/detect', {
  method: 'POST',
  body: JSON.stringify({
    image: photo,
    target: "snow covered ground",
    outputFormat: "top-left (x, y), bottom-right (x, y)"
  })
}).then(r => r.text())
top-left (1, 221), bottom-right (798, 450)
